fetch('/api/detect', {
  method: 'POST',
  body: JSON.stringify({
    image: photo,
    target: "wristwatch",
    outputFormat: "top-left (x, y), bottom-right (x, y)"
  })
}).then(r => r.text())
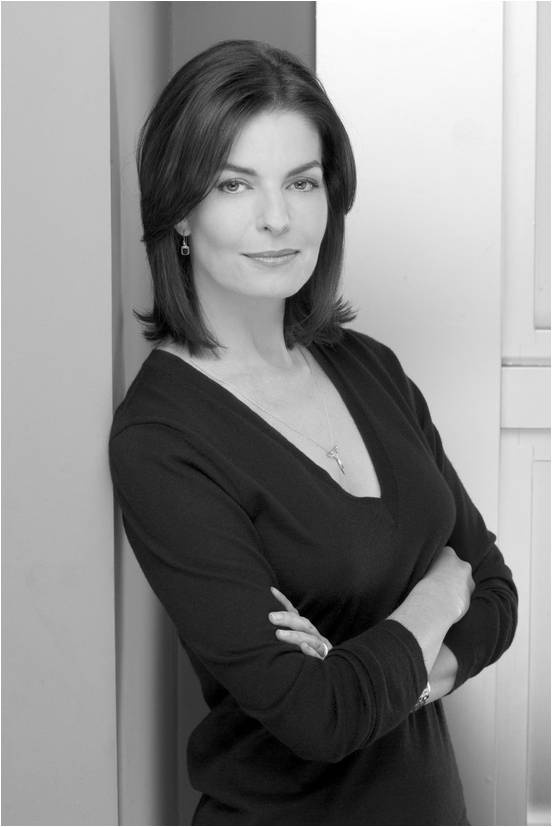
top-left (412, 681), bottom-right (431, 712)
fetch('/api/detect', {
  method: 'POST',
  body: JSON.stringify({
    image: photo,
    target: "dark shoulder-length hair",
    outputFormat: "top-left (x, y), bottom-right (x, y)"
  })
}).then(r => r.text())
top-left (135, 39), bottom-right (358, 356)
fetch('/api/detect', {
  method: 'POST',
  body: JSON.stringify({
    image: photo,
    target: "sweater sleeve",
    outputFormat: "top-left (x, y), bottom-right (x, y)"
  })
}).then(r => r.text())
top-left (109, 422), bottom-right (427, 763)
top-left (376, 342), bottom-right (518, 691)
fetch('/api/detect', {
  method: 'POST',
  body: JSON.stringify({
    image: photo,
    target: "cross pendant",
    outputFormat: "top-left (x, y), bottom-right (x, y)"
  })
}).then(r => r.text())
top-left (326, 445), bottom-right (345, 475)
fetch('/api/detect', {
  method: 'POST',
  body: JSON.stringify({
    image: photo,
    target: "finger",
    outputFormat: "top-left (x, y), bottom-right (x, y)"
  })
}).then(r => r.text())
top-left (300, 641), bottom-right (323, 660)
top-left (275, 630), bottom-right (326, 653)
top-left (270, 586), bottom-right (299, 614)
top-left (307, 639), bottom-right (329, 659)
top-left (270, 586), bottom-right (298, 614)
top-left (269, 611), bottom-right (317, 634)
top-left (268, 611), bottom-right (333, 655)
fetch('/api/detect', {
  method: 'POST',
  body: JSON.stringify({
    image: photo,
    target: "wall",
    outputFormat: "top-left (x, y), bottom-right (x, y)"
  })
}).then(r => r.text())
top-left (110, 3), bottom-right (178, 825)
top-left (2, 2), bottom-right (117, 824)
top-left (171, 1), bottom-right (315, 72)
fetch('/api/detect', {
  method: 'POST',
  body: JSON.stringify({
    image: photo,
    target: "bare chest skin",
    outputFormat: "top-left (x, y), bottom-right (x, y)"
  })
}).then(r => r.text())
top-left (157, 343), bottom-right (382, 499)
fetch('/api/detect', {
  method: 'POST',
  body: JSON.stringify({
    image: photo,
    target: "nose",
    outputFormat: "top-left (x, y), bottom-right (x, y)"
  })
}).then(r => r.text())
top-left (256, 188), bottom-right (290, 234)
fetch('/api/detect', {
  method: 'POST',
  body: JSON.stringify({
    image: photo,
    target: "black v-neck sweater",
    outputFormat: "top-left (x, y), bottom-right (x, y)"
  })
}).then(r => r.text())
top-left (109, 328), bottom-right (517, 826)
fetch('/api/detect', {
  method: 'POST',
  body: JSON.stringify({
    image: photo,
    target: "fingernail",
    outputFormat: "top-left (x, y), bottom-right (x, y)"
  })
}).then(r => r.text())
top-left (269, 613), bottom-right (282, 621)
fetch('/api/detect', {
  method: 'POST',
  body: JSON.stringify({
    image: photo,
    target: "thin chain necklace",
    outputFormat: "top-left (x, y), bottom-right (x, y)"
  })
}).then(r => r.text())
top-left (187, 346), bottom-right (346, 475)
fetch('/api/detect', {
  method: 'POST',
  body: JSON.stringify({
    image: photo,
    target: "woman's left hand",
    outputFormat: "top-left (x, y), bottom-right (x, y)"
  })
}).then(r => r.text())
top-left (268, 586), bottom-right (333, 660)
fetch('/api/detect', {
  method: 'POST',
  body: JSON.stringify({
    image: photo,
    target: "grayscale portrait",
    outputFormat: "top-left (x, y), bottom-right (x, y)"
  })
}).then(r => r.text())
top-left (3, 3), bottom-right (550, 826)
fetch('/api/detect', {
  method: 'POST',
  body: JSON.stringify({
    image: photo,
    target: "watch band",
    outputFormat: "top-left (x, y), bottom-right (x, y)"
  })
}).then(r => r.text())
top-left (412, 681), bottom-right (431, 712)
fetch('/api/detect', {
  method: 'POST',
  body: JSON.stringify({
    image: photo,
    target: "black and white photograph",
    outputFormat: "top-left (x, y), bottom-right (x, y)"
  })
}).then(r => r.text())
top-left (2, 2), bottom-right (550, 825)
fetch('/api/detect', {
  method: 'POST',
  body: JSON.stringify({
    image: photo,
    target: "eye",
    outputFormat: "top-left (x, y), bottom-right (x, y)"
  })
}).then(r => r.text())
top-left (216, 178), bottom-right (249, 194)
top-left (290, 178), bottom-right (319, 192)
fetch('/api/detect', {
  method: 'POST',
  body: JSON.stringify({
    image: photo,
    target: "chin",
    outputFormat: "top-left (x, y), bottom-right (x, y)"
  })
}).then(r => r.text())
top-left (243, 278), bottom-right (311, 302)
top-left (239, 265), bottom-right (314, 297)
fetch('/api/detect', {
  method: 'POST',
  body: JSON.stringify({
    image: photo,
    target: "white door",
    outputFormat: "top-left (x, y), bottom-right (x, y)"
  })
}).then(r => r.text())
top-left (495, 3), bottom-right (550, 825)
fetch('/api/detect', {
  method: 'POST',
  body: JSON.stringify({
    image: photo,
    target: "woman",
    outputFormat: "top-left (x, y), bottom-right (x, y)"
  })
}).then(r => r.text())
top-left (109, 40), bottom-right (517, 825)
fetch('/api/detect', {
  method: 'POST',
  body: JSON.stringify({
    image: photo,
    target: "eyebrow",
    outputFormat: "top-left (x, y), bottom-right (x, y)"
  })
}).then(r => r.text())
top-left (220, 160), bottom-right (323, 177)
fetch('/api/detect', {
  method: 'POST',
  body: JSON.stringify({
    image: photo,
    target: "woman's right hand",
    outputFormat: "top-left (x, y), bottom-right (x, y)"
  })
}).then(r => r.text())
top-left (422, 545), bottom-right (475, 623)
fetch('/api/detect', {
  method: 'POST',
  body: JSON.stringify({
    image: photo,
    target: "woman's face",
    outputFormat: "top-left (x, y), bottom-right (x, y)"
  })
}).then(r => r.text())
top-left (179, 109), bottom-right (328, 305)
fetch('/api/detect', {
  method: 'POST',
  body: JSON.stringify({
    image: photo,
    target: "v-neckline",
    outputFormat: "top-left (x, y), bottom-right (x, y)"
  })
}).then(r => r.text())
top-left (150, 344), bottom-right (396, 511)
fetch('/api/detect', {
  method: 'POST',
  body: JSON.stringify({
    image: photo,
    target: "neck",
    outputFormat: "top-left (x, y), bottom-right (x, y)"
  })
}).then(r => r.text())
top-left (193, 280), bottom-right (297, 373)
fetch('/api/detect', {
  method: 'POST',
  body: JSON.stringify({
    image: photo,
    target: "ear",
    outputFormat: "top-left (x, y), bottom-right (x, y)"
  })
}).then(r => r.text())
top-left (175, 219), bottom-right (191, 237)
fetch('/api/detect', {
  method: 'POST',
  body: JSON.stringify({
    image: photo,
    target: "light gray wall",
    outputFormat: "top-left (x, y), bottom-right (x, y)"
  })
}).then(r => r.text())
top-left (2, 2), bottom-right (117, 824)
top-left (171, 1), bottom-right (315, 71)
top-left (110, 3), bottom-right (179, 825)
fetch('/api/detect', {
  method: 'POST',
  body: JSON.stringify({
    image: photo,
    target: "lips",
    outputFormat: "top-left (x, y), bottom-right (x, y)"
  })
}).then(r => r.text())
top-left (242, 250), bottom-right (299, 268)
top-left (243, 249), bottom-right (298, 259)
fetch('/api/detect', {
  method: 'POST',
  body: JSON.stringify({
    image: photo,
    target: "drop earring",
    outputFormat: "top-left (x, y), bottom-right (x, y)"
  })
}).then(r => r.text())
top-left (180, 234), bottom-right (190, 256)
